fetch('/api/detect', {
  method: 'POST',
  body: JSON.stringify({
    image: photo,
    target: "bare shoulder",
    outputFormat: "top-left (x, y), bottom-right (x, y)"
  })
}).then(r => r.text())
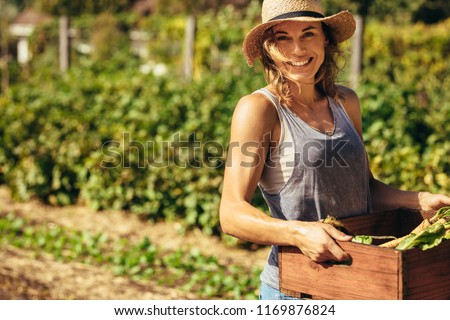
top-left (231, 92), bottom-right (279, 137)
top-left (233, 92), bottom-right (277, 119)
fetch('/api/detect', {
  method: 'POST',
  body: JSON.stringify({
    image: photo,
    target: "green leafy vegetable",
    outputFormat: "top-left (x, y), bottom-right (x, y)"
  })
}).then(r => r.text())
top-left (352, 236), bottom-right (373, 245)
top-left (396, 222), bottom-right (446, 251)
top-left (430, 206), bottom-right (450, 223)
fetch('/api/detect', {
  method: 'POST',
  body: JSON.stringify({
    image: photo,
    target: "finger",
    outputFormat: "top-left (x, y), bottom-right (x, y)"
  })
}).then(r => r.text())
top-left (311, 244), bottom-right (349, 263)
top-left (326, 241), bottom-right (351, 261)
top-left (323, 224), bottom-right (353, 241)
top-left (438, 195), bottom-right (450, 206)
top-left (313, 231), bottom-right (351, 262)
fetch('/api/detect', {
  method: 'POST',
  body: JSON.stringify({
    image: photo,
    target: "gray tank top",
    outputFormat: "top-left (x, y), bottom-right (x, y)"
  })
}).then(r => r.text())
top-left (255, 88), bottom-right (372, 290)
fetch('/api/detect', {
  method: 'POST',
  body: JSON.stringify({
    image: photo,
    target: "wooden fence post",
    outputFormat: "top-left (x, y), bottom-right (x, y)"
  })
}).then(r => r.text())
top-left (350, 14), bottom-right (364, 89)
top-left (59, 15), bottom-right (69, 72)
top-left (183, 14), bottom-right (196, 80)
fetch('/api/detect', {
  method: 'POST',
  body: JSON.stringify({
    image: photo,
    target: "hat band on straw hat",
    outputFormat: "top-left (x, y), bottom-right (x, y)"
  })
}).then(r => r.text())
top-left (269, 11), bottom-right (325, 22)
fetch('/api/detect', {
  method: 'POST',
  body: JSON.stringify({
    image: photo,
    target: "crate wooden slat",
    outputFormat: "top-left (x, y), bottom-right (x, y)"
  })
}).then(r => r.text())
top-left (401, 239), bottom-right (450, 299)
top-left (279, 210), bottom-right (450, 300)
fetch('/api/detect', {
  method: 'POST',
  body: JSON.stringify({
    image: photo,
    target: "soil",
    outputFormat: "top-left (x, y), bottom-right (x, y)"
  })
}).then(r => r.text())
top-left (0, 187), bottom-right (270, 300)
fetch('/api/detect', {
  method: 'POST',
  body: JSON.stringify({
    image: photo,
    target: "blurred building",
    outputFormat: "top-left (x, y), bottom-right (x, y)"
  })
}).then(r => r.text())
top-left (8, 9), bottom-right (52, 65)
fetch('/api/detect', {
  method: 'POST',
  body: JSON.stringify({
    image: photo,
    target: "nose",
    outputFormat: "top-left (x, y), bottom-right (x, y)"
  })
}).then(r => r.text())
top-left (292, 38), bottom-right (306, 55)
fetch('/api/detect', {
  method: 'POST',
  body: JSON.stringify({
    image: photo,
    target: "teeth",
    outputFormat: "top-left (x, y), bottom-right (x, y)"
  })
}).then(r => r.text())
top-left (289, 58), bottom-right (311, 67)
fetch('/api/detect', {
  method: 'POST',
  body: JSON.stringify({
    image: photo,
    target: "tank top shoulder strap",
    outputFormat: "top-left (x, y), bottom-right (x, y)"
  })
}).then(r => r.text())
top-left (329, 97), bottom-right (360, 136)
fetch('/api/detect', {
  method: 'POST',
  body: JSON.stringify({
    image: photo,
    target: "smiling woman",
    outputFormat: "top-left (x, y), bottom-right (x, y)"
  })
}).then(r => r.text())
top-left (219, 0), bottom-right (450, 300)
top-left (260, 18), bottom-right (344, 109)
top-left (269, 22), bottom-right (327, 83)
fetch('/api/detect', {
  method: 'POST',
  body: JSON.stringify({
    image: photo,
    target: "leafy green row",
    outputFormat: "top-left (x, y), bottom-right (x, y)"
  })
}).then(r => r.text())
top-left (0, 213), bottom-right (261, 299)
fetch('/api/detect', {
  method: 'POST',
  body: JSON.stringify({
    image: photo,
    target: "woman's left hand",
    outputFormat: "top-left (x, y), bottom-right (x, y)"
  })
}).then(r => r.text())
top-left (418, 191), bottom-right (450, 211)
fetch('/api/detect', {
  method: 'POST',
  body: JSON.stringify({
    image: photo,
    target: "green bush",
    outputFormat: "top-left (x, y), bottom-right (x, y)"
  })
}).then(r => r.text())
top-left (359, 19), bottom-right (450, 192)
top-left (0, 53), bottom-right (265, 234)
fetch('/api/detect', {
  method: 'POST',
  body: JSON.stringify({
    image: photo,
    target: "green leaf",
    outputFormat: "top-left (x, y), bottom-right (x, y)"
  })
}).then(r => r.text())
top-left (352, 235), bottom-right (373, 245)
top-left (396, 223), bottom-right (446, 250)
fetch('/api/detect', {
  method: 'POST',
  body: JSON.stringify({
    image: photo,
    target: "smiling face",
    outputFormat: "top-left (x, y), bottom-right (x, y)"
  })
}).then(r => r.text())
top-left (271, 20), bottom-right (328, 84)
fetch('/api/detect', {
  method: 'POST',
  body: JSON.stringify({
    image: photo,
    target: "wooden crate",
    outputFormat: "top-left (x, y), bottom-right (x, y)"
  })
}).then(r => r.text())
top-left (279, 210), bottom-right (450, 300)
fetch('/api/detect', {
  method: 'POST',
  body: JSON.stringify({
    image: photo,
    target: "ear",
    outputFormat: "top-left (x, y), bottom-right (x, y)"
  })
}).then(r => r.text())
top-left (324, 39), bottom-right (329, 47)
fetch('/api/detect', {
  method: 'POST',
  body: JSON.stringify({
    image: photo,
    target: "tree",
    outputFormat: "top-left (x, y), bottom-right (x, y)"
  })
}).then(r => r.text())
top-left (90, 13), bottom-right (128, 62)
top-left (3, 0), bottom-right (30, 11)
top-left (32, 0), bottom-right (138, 15)
top-left (155, 0), bottom-right (246, 15)
top-left (413, 0), bottom-right (450, 24)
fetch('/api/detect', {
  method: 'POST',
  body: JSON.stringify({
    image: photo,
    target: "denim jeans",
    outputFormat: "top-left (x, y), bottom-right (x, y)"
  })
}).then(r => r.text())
top-left (259, 282), bottom-right (300, 300)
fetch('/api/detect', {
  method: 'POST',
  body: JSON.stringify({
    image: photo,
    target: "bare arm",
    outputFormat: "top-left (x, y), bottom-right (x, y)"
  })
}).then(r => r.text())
top-left (219, 93), bottom-right (351, 262)
top-left (338, 86), bottom-right (450, 212)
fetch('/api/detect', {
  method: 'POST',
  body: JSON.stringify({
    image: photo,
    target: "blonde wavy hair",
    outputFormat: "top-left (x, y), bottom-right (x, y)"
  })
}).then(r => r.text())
top-left (260, 23), bottom-right (345, 104)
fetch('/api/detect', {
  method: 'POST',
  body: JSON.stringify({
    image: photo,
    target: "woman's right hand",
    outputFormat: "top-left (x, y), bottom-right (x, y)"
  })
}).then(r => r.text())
top-left (289, 221), bottom-right (353, 263)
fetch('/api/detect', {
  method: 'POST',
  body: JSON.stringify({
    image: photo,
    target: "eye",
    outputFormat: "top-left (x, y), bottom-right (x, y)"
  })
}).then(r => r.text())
top-left (275, 35), bottom-right (289, 41)
top-left (303, 31), bottom-right (315, 38)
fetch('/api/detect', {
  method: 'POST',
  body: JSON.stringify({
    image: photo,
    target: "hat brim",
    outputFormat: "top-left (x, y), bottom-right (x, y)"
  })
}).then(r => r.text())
top-left (243, 10), bottom-right (355, 66)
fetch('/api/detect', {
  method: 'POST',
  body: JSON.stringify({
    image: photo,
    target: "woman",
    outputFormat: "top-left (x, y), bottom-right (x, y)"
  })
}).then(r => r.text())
top-left (219, 0), bottom-right (450, 300)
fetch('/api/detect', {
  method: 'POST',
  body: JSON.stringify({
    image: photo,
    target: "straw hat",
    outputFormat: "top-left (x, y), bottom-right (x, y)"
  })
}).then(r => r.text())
top-left (243, 0), bottom-right (356, 65)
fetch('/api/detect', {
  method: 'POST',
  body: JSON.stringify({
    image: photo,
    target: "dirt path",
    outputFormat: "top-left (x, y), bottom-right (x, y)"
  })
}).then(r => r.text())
top-left (0, 246), bottom-right (196, 300)
top-left (0, 187), bottom-right (269, 299)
